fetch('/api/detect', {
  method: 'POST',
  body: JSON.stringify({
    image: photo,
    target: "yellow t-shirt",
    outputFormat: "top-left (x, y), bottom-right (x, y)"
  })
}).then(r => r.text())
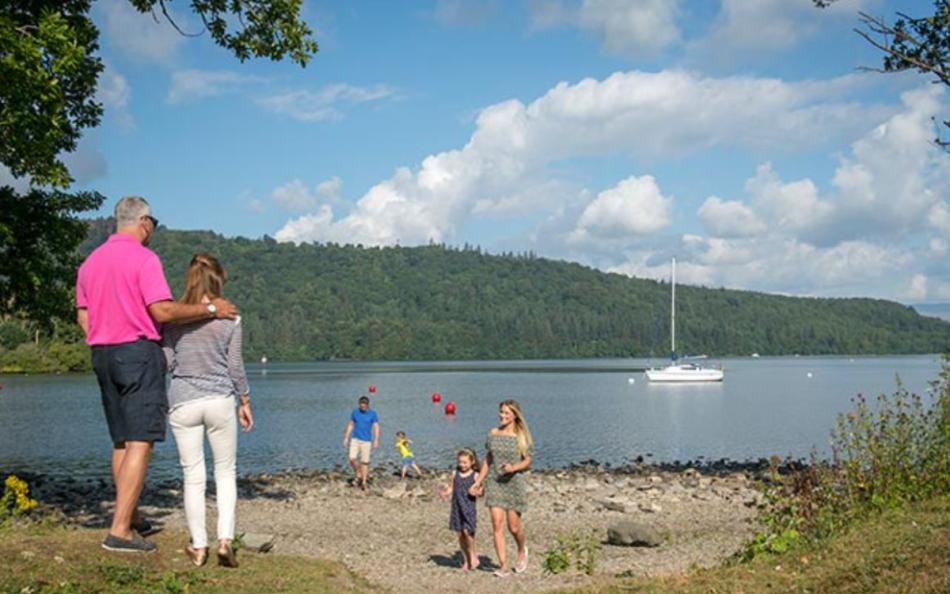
top-left (396, 439), bottom-right (413, 458)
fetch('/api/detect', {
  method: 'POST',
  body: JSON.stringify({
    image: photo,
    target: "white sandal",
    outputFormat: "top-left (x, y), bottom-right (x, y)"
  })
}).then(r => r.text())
top-left (514, 547), bottom-right (528, 573)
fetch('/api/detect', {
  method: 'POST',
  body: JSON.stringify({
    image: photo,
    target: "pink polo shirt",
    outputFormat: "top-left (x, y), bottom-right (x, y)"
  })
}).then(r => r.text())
top-left (76, 234), bottom-right (173, 346)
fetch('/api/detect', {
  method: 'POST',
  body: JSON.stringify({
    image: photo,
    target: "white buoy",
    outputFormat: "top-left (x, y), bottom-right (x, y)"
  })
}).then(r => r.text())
top-left (628, 378), bottom-right (636, 384)
top-left (261, 355), bottom-right (268, 365)
top-left (806, 372), bottom-right (813, 378)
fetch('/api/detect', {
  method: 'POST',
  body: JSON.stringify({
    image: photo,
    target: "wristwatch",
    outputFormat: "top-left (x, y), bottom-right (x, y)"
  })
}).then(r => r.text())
top-left (206, 302), bottom-right (217, 317)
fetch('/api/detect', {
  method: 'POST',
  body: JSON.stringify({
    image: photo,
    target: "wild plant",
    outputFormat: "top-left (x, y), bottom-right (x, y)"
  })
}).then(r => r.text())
top-left (742, 354), bottom-right (950, 560)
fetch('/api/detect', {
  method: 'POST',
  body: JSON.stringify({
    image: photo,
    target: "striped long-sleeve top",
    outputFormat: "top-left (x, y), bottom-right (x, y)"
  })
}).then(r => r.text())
top-left (162, 316), bottom-right (249, 411)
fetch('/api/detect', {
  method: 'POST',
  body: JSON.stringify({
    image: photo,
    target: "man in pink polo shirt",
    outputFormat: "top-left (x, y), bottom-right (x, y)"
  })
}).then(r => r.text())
top-left (76, 196), bottom-right (238, 553)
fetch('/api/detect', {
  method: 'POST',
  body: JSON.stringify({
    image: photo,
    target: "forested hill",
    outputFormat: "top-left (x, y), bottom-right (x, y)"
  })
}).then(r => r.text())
top-left (80, 221), bottom-right (950, 361)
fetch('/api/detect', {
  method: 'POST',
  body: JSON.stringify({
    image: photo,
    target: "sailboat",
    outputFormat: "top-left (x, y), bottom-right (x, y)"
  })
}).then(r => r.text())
top-left (645, 258), bottom-right (724, 383)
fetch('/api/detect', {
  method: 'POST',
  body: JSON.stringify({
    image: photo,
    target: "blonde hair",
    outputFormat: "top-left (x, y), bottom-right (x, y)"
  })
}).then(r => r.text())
top-left (500, 399), bottom-right (534, 458)
top-left (181, 253), bottom-right (227, 305)
top-left (457, 447), bottom-right (479, 472)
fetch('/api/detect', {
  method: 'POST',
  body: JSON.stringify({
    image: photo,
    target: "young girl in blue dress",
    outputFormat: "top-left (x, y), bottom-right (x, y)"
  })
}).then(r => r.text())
top-left (440, 448), bottom-right (480, 571)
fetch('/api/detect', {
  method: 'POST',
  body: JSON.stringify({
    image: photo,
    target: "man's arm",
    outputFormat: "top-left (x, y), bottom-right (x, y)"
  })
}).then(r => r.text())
top-left (148, 297), bottom-right (238, 324)
top-left (76, 308), bottom-right (89, 336)
top-left (343, 420), bottom-right (354, 447)
top-left (372, 421), bottom-right (380, 448)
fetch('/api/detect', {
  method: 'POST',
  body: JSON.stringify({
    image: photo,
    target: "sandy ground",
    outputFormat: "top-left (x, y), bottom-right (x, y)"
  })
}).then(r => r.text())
top-left (33, 464), bottom-right (764, 593)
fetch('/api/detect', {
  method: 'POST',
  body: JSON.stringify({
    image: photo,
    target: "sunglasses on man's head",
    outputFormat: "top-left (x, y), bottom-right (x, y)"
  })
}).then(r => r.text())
top-left (141, 215), bottom-right (159, 228)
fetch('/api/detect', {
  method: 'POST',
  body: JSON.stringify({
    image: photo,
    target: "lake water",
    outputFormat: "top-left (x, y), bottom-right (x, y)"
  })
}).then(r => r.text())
top-left (0, 356), bottom-right (943, 483)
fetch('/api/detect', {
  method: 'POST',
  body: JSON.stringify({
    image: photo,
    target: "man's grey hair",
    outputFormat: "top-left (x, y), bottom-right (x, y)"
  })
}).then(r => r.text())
top-left (114, 196), bottom-right (151, 228)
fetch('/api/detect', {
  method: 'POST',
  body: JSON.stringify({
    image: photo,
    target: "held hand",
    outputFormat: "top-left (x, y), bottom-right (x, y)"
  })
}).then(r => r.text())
top-left (438, 486), bottom-right (450, 501)
top-left (239, 403), bottom-right (254, 432)
top-left (468, 484), bottom-right (483, 497)
top-left (212, 297), bottom-right (239, 319)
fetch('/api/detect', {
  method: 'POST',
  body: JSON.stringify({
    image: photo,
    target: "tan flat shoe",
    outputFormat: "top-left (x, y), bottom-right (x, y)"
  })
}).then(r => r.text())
top-left (185, 545), bottom-right (207, 567)
top-left (217, 543), bottom-right (238, 568)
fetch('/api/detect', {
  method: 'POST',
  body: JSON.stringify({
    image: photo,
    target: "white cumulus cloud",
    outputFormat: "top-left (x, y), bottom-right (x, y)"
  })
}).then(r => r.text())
top-left (575, 175), bottom-right (672, 237)
top-left (697, 196), bottom-right (767, 238)
top-left (274, 69), bottom-right (890, 246)
top-left (530, 0), bottom-right (681, 55)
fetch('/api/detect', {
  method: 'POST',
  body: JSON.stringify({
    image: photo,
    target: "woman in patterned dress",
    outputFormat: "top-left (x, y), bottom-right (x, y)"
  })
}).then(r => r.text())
top-left (471, 399), bottom-right (534, 577)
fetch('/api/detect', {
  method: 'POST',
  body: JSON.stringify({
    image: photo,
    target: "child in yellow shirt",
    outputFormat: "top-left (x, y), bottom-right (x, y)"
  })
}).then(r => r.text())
top-left (395, 431), bottom-right (423, 479)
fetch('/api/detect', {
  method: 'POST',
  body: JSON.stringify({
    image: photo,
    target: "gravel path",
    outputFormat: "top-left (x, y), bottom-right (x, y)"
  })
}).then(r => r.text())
top-left (148, 467), bottom-right (761, 593)
top-left (29, 465), bottom-right (763, 593)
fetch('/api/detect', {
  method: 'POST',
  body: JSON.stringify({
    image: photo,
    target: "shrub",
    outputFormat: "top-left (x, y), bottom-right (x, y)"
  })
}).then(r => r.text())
top-left (743, 354), bottom-right (950, 559)
top-left (542, 529), bottom-right (602, 576)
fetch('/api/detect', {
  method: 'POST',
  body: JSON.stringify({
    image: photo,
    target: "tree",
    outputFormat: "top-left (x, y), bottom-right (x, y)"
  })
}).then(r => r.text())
top-left (0, 187), bottom-right (104, 325)
top-left (816, 0), bottom-right (950, 150)
top-left (0, 1), bottom-right (318, 324)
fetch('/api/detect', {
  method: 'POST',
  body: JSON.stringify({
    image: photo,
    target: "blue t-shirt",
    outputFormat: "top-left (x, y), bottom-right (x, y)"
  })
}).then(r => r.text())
top-left (350, 408), bottom-right (379, 442)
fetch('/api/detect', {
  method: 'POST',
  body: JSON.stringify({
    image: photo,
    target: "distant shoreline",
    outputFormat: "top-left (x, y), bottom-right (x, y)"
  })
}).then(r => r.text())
top-left (2, 351), bottom-right (943, 377)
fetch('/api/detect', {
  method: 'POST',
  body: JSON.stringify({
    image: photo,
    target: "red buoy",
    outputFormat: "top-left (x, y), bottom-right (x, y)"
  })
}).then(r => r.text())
top-left (431, 392), bottom-right (442, 403)
top-left (368, 384), bottom-right (377, 394)
top-left (444, 401), bottom-right (456, 415)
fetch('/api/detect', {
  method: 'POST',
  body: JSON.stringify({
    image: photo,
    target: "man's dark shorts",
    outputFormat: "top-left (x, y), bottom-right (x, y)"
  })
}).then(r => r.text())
top-left (91, 339), bottom-right (167, 444)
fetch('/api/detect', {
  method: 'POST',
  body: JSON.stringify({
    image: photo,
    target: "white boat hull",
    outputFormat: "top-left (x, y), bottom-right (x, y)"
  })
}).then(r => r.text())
top-left (645, 365), bottom-right (724, 383)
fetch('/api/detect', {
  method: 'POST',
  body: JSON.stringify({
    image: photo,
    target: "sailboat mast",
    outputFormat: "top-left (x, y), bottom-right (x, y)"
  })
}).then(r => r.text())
top-left (671, 257), bottom-right (676, 357)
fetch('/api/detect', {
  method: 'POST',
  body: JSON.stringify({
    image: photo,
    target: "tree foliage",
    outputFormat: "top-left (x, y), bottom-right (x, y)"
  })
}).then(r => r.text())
top-left (0, 188), bottom-right (105, 324)
top-left (817, 0), bottom-right (950, 149)
top-left (128, 0), bottom-right (318, 66)
top-left (0, 1), bottom-right (103, 188)
top-left (0, 1), bottom-right (317, 324)
top-left (62, 221), bottom-right (950, 362)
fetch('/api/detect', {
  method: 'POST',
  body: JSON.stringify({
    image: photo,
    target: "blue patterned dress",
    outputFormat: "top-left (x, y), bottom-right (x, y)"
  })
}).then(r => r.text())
top-left (449, 470), bottom-right (477, 534)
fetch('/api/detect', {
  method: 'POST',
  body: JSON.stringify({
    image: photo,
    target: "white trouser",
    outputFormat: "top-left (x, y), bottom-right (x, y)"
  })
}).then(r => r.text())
top-left (169, 396), bottom-right (237, 549)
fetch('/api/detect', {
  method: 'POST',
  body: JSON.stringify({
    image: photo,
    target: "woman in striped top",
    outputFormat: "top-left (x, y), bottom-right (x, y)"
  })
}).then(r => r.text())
top-left (162, 253), bottom-right (253, 568)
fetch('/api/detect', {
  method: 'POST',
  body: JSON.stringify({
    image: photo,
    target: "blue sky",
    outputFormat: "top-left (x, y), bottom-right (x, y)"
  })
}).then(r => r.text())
top-left (22, 0), bottom-right (950, 303)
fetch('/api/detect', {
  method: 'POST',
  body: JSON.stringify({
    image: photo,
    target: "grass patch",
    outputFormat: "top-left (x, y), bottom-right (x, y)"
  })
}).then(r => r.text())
top-left (555, 495), bottom-right (950, 594)
top-left (0, 524), bottom-right (375, 594)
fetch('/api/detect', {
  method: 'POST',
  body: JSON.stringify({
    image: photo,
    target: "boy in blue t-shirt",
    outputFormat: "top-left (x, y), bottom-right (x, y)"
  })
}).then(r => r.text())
top-left (342, 395), bottom-right (380, 490)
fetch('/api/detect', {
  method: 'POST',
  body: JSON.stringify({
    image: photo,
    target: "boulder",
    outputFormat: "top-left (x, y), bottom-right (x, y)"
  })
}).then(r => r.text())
top-left (606, 521), bottom-right (661, 547)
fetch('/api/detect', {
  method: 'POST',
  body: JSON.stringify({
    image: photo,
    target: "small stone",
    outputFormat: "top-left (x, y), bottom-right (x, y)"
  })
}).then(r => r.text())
top-left (241, 533), bottom-right (275, 553)
top-left (54, 556), bottom-right (65, 564)
top-left (648, 475), bottom-right (663, 484)
top-left (597, 499), bottom-right (627, 512)
top-left (382, 483), bottom-right (407, 499)
top-left (20, 551), bottom-right (35, 559)
top-left (638, 501), bottom-right (662, 513)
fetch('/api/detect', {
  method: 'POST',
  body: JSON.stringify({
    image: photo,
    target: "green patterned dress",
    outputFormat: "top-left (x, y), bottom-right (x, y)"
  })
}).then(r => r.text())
top-left (484, 432), bottom-right (532, 513)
